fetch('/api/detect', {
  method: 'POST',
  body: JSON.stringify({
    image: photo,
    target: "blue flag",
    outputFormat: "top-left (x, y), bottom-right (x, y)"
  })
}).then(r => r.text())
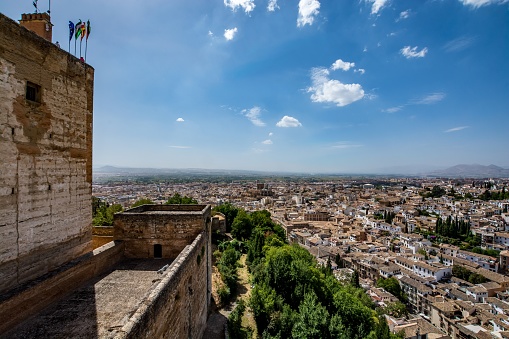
top-left (69, 21), bottom-right (75, 42)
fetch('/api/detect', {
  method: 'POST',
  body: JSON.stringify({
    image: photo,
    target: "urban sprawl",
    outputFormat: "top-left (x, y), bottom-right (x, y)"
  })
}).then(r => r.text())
top-left (94, 176), bottom-right (509, 338)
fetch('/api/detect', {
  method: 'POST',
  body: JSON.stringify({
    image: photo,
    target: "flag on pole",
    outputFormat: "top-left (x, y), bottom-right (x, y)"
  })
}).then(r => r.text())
top-left (80, 22), bottom-right (86, 41)
top-left (86, 20), bottom-right (91, 40)
top-left (33, 0), bottom-right (38, 13)
top-left (68, 21), bottom-right (75, 41)
top-left (75, 20), bottom-right (82, 40)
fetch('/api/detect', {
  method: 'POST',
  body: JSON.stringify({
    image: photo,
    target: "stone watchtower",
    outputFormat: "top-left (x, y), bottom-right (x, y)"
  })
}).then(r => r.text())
top-left (0, 13), bottom-right (93, 294)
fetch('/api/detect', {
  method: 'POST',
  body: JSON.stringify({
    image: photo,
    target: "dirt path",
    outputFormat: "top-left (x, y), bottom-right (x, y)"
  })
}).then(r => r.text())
top-left (203, 254), bottom-right (257, 339)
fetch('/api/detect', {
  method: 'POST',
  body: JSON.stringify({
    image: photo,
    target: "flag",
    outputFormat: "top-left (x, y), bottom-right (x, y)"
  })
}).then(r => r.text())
top-left (33, 0), bottom-right (38, 12)
top-left (68, 21), bottom-right (75, 42)
top-left (80, 22), bottom-right (86, 41)
top-left (75, 20), bottom-right (82, 40)
top-left (86, 20), bottom-right (91, 40)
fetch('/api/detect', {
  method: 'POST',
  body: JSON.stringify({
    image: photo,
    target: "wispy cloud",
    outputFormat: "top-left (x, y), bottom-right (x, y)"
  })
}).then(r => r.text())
top-left (400, 46), bottom-right (428, 58)
top-left (169, 145), bottom-right (192, 149)
top-left (243, 106), bottom-right (266, 126)
top-left (262, 139), bottom-right (273, 145)
top-left (413, 92), bottom-right (446, 105)
top-left (176, 117), bottom-right (185, 122)
top-left (297, 0), bottom-right (321, 27)
top-left (366, 0), bottom-right (389, 15)
top-left (224, 27), bottom-right (238, 41)
top-left (308, 67), bottom-right (364, 107)
top-left (383, 106), bottom-right (404, 113)
top-left (354, 68), bottom-right (366, 75)
top-left (224, 0), bottom-right (255, 14)
top-left (458, 0), bottom-right (508, 8)
top-left (443, 36), bottom-right (475, 52)
top-left (385, 92), bottom-right (445, 113)
top-left (332, 142), bottom-right (362, 149)
top-left (398, 9), bottom-right (410, 20)
top-left (331, 59), bottom-right (355, 71)
top-left (276, 116), bottom-right (302, 127)
top-left (445, 126), bottom-right (469, 133)
top-left (267, 0), bottom-right (280, 11)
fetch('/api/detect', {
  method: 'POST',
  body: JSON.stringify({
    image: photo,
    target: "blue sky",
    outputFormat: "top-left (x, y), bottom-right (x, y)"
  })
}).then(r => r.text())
top-left (2, 0), bottom-right (508, 173)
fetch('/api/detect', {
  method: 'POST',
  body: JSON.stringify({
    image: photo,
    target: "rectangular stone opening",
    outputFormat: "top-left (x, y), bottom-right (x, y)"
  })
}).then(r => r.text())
top-left (154, 244), bottom-right (162, 259)
top-left (26, 81), bottom-right (41, 103)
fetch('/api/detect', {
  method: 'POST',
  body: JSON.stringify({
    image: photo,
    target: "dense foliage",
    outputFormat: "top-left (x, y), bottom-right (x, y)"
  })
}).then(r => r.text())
top-left (165, 192), bottom-right (197, 204)
top-left (376, 277), bottom-right (407, 304)
top-left (215, 241), bottom-right (242, 304)
top-left (92, 197), bottom-right (123, 226)
top-left (452, 265), bottom-right (487, 284)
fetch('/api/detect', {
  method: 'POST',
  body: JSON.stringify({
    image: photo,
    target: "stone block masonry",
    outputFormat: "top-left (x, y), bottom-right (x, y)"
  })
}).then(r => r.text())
top-left (0, 13), bottom-right (94, 294)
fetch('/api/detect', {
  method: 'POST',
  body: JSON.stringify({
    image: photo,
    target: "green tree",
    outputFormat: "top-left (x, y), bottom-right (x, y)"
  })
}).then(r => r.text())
top-left (291, 291), bottom-right (329, 339)
top-left (131, 198), bottom-right (154, 208)
top-left (231, 210), bottom-right (254, 241)
top-left (165, 192), bottom-right (197, 204)
top-left (377, 277), bottom-right (406, 303)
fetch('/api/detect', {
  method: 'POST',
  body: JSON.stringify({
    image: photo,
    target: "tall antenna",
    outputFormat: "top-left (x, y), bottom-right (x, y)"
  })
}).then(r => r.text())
top-left (48, 0), bottom-right (51, 15)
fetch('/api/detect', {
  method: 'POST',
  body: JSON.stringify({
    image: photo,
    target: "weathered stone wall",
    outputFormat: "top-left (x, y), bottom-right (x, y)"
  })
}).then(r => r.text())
top-left (112, 234), bottom-right (210, 339)
top-left (0, 13), bottom-right (94, 294)
top-left (114, 204), bottom-right (211, 259)
top-left (92, 226), bottom-right (114, 249)
top-left (0, 241), bottom-right (124, 335)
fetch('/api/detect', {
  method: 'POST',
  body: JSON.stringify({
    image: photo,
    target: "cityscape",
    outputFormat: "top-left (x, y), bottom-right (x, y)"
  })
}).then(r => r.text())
top-left (91, 167), bottom-right (509, 338)
top-left (1, 0), bottom-right (509, 338)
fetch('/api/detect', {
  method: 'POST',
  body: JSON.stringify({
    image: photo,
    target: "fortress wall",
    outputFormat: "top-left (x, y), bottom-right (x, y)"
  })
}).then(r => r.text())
top-left (0, 14), bottom-right (94, 293)
top-left (114, 233), bottom-right (209, 339)
top-left (114, 204), bottom-right (211, 259)
top-left (0, 241), bottom-right (124, 335)
top-left (92, 225), bottom-right (114, 249)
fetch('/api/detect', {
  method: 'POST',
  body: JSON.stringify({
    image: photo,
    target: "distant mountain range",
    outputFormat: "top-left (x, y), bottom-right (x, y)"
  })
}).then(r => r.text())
top-left (93, 164), bottom-right (509, 179)
top-left (428, 164), bottom-right (509, 178)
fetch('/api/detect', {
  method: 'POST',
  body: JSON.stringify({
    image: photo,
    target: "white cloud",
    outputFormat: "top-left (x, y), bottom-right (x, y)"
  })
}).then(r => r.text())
top-left (297, 0), bottom-right (321, 27)
top-left (399, 10), bottom-right (410, 20)
top-left (331, 59), bottom-right (355, 71)
top-left (332, 142), bottom-right (362, 149)
top-left (267, 0), bottom-right (280, 11)
top-left (443, 36), bottom-right (475, 52)
top-left (169, 145), bottom-right (191, 149)
top-left (354, 68), bottom-right (366, 75)
top-left (414, 92), bottom-right (446, 105)
top-left (176, 117), bottom-right (184, 122)
top-left (269, 132), bottom-right (273, 136)
top-left (224, 0), bottom-right (256, 13)
top-left (400, 46), bottom-right (428, 58)
top-left (276, 116), bottom-right (302, 128)
top-left (383, 106), bottom-right (404, 113)
top-left (445, 126), bottom-right (469, 132)
top-left (459, 0), bottom-right (508, 8)
top-left (363, 46), bottom-right (368, 52)
top-left (366, 0), bottom-right (389, 15)
top-left (262, 139), bottom-right (273, 144)
top-left (308, 68), bottom-right (365, 107)
top-left (243, 106), bottom-right (266, 126)
top-left (208, 31), bottom-right (214, 37)
top-left (224, 27), bottom-right (238, 41)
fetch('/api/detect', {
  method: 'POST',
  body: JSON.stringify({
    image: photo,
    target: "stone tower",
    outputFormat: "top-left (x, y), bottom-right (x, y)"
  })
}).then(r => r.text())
top-left (0, 13), bottom-right (93, 294)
